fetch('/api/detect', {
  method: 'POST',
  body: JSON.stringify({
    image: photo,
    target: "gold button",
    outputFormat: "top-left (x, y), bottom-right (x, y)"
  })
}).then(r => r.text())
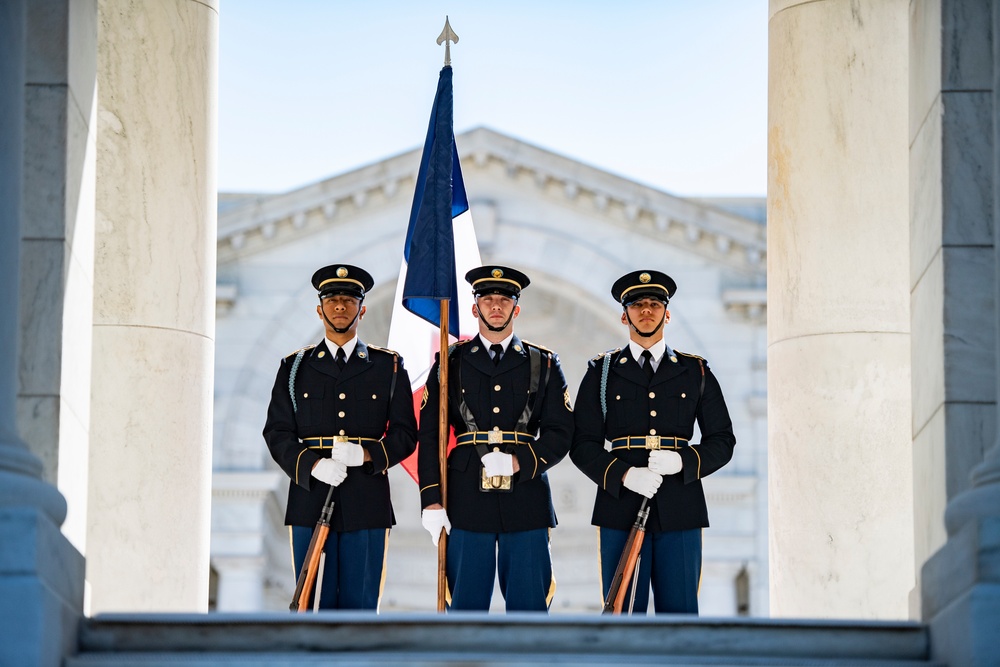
top-left (318, 351), bottom-right (325, 358)
top-left (494, 384), bottom-right (501, 391)
top-left (493, 447), bottom-right (500, 453)
top-left (649, 392), bottom-right (655, 398)
top-left (493, 426), bottom-right (500, 431)
top-left (616, 395), bottom-right (621, 400)
top-left (339, 393), bottom-right (346, 400)
top-left (650, 429), bottom-right (657, 435)
top-left (339, 429), bottom-right (345, 435)
top-left (338, 411), bottom-right (345, 418)
top-left (493, 407), bottom-right (500, 413)
top-left (303, 392), bottom-right (309, 398)
top-left (372, 394), bottom-right (377, 399)
top-left (650, 410), bottom-right (657, 417)
top-left (681, 393), bottom-right (687, 398)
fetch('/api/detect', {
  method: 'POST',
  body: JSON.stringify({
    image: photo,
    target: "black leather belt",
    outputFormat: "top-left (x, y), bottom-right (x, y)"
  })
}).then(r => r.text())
top-left (610, 435), bottom-right (688, 450)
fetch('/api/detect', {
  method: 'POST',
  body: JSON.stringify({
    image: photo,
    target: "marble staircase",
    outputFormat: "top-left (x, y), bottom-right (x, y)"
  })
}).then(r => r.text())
top-left (67, 613), bottom-right (942, 666)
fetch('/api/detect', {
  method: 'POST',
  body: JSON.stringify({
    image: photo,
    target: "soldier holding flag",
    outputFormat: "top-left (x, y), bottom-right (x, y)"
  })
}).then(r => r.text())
top-left (418, 266), bottom-right (574, 612)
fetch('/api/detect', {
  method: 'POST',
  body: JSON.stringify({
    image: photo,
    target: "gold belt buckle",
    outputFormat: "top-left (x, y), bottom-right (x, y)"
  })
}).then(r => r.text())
top-left (480, 431), bottom-right (512, 492)
top-left (481, 468), bottom-right (513, 492)
top-left (645, 435), bottom-right (661, 450)
top-left (333, 435), bottom-right (348, 445)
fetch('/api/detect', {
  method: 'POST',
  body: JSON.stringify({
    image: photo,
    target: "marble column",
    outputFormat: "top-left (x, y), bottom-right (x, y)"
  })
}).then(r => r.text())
top-left (19, 0), bottom-right (98, 554)
top-left (918, 2), bottom-right (1000, 664)
top-left (0, 2), bottom-right (85, 665)
top-left (87, 0), bottom-right (218, 612)
top-left (767, 0), bottom-right (914, 618)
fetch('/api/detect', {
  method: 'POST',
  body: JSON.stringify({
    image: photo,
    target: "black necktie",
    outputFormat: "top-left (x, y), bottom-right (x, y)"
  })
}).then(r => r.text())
top-left (490, 344), bottom-right (503, 366)
top-left (640, 350), bottom-right (655, 381)
top-left (335, 347), bottom-right (346, 370)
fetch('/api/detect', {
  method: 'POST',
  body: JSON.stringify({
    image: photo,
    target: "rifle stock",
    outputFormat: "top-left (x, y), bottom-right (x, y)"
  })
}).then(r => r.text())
top-left (602, 497), bottom-right (650, 614)
top-left (289, 484), bottom-right (336, 612)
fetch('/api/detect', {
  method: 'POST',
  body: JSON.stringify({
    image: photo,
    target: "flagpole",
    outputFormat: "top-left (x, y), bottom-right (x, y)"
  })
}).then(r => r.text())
top-left (437, 299), bottom-right (449, 611)
top-left (434, 16), bottom-right (459, 615)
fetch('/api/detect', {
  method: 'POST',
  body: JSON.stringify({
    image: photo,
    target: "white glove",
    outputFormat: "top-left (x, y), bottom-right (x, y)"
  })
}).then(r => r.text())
top-left (648, 449), bottom-right (683, 476)
top-left (623, 467), bottom-right (662, 498)
top-left (311, 459), bottom-right (348, 487)
top-left (481, 451), bottom-right (514, 477)
top-left (421, 508), bottom-right (452, 546)
top-left (331, 441), bottom-right (365, 467)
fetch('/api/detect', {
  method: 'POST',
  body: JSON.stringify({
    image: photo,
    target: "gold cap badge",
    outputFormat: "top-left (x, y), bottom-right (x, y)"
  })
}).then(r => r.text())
top-left (639, 272), bottom-right (651, 283)
top-left (492, 269), bottom-right (503, 278)
top-left (336, 267), bottom-right (348, 278)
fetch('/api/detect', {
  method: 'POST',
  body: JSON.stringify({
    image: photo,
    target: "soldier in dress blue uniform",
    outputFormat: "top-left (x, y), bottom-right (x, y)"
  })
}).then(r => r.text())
top-left (263, 264), bottom-right (417, 610)
top-left (417, 265), bottom-right (574, 612)
top-left (570, 270), bottom-right (736, 614)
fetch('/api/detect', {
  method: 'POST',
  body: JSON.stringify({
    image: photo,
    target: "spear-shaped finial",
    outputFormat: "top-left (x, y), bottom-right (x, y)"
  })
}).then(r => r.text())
top-left (436, 16), bottom-right (459, 67)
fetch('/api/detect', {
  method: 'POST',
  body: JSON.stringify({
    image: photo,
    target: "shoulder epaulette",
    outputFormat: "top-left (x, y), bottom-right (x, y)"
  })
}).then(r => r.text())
top-left (366, 344), bottom-right (399, 357)
top-left (447, 339), bottom-right (472, 355)
top-left (521, 339), bottom-right (554, 355)
top-left (591, 347), bottom-right (622, 362)
top-left (284, 343), bottom-right (316, 360)
top-left (676, 351), bottom-right (705, 362)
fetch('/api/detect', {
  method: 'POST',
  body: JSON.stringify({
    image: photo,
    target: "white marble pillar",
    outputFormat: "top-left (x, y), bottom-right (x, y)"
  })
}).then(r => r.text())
top-left (918, 2), bottom-right (1000, 664)
top-left (18, 0), bottom-right (98, 554)
top-left (0, 2), bottom-right (85, 665)
top-left (87, 0), bottom-right (218, 612)
top-left (767, 0), bottom-right (914, 618)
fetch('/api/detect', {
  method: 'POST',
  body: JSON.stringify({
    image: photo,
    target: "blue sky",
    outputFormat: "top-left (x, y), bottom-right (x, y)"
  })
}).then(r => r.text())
top-left (218, 1), bottom-right (768, 197)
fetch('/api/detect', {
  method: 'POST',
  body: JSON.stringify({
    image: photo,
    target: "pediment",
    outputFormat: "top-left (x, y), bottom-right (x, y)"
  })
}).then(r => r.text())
top-left (217, 127), bottom-right (766, 276)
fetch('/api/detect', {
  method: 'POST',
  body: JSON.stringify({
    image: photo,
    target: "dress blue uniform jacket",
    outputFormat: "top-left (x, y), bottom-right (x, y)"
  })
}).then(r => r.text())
top-left (571, 347), bottom-right (735, 533)
top-left (417, 336), bottom-right (574, 533)
top-left (263, 339), bottom-right (417, 530)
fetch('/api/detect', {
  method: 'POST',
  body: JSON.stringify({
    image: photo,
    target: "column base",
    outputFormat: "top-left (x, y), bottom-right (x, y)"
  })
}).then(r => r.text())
top-left (921, 517), bottom-right (1000, 667)
top-left (0, 507), bottom-right (84, 667)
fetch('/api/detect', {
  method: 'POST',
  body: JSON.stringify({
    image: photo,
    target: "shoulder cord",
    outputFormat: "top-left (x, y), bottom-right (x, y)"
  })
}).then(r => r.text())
top-left (289, 348), bottom-right (307, 413)
top-left (600, 351), bottom-right (612, 419)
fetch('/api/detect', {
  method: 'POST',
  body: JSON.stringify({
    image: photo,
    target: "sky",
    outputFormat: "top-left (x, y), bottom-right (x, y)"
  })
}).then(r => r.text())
top-left (218, 1), bottom-right (768, 198)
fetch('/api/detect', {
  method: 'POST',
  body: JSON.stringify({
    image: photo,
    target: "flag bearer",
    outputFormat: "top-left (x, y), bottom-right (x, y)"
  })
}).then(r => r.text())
top-left (418, 265), bottom-right (574, 611)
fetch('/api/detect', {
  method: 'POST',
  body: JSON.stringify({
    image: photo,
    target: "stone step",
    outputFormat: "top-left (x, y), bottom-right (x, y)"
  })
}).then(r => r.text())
top-left (70, 613), bottom-right (942, 667)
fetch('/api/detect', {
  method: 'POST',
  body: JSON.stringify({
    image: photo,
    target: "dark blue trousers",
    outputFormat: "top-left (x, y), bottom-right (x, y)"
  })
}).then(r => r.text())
top-left (291, 526), bottom-right (387, 610)
top-left (446, 528), bottom-right (553, 612)
top-left (599, 526), bottom-right (701, 614)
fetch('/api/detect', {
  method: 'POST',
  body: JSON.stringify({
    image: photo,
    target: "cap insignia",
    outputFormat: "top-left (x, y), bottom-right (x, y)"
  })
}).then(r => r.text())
top-left (492, 269), bottom-right (503, 278)
top-left (639, 272), bottom-right (651, 283)
top-left (337, 267), bottom-right (348, 278)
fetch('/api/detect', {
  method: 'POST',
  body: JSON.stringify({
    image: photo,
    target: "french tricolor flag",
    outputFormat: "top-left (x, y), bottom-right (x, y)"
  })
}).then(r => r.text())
top-left (388, 65), bottom-right (481, 482)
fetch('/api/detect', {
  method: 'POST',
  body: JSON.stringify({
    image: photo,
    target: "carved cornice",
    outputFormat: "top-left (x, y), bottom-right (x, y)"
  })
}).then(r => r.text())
top-left (217, 127), bottom-right (766, 273)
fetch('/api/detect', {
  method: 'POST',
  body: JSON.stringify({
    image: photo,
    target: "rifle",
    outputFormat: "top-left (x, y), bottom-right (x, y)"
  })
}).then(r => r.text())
top-left (289, 483), bottom-right (336, 612)
top-left (602, 497), bottom-right (650, 614)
